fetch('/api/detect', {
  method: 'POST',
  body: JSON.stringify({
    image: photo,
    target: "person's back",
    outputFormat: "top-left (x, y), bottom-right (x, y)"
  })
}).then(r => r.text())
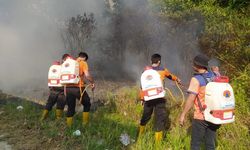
top-left (139, 53), bottom-right (180, 143)
top-left (65, 52), bottom-right (94, 127)
top-left (191, 71), bottom-right (215, 120)
top-left (40, 54), bottom-right (70, 121)
top-left (179, 54), bottom-right (221, 150)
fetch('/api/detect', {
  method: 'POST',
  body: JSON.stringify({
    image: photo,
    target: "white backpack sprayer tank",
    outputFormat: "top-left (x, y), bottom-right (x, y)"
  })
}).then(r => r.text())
top-left (141, 68), bottom-right (165, 101)
top-left (60, 58), bottom-right (80, 84)
top-left (48, 62), bottom-right (62, 87)
top-left (204, 76), bottom-right (235, 124)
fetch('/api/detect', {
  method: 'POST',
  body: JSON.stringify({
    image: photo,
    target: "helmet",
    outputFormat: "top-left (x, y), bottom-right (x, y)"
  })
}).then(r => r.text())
top-left (193, 54), bottom-right (209, 68)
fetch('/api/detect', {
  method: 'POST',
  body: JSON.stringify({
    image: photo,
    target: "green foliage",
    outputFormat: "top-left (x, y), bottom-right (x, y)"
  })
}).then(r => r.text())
top-left (231, 66), bottom-right (250, 116)
top-left (1, 1), bottom-right (249, 149)
top-left (151, 1), bottom-right (250, 149)
top-left (152, 0), bottom-right (250, 73)
top-left (216, 0), bottom-right (250, 9)
top-left (1, 82), bottom-right (250, 149)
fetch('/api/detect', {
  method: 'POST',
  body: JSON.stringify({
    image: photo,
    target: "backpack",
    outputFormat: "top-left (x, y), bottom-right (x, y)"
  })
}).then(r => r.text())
top-left (48, 62), bottom-right (63, 87)
top-left (60, 58), bottom-right (80, 84)
top-left (197, 74), bottom-right (235, 124)
top-left (140, 68), bottom-right (165, 101)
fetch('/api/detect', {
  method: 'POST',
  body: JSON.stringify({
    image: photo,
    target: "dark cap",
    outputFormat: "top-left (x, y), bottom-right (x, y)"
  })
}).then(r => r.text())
top-left (193, 54), bottom-right (209, 68)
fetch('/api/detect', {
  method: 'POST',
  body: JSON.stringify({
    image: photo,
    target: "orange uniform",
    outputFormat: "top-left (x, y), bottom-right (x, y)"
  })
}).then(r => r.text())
top-left (187, 71), bottom-right (215, 120)
top-left (78, 59), bottom-right (89, 87)
top-left (65, 58), bottom-right (91, 118)
top-left (156, 67), bottom-right (178, 81)
top-left (187, 77), bottom-right (206, 120)
top-left (140, 66), bottom-right (178, 99)
top-left (67, 59), bottom-right (88, 87)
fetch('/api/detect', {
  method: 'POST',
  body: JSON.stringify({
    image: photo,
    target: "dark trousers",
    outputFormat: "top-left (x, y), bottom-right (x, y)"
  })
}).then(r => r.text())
top-left (45, 88), bottom-right (66, 111)
top-left (66, 87), bottom-right (91, 117)
top-left (191, 119), bottom-right (221, 150)
top-left (140, 98), bottom-right (167, 132)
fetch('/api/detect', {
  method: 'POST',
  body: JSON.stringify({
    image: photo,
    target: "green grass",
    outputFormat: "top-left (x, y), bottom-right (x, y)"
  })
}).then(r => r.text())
top-left (0, 82), bottom-right (249, 149)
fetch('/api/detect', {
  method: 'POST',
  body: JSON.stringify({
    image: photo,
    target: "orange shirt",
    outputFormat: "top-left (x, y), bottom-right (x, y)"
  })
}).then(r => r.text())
top-left (188, 72), bottom-right (215, 120)
top-left (79, 60), bottom-right (89, 87)
top-left (157, 68), bottom-right (178, 81)
top-left (68, 59), bottom-right (88, 87)
top-left (187, 77), bottom-right (205, 120)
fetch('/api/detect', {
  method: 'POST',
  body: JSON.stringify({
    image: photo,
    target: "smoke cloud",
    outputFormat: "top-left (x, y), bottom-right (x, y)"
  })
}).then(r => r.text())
top-left (0, 0), bottom-right (204, 98)
top-left (86, 0), bottom-right (203, 84)
top-left (0, 0), bottom-right (105, 97)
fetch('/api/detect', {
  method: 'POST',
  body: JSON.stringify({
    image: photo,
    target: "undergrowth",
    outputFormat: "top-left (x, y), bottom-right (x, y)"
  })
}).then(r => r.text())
top-left (0, 79), bottom-right (249, 150)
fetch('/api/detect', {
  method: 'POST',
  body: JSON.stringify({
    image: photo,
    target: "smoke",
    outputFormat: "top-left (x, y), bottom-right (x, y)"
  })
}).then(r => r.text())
top-left (0, 0), bottom-right (105, 97)
top-left (0, 0), bottom-right (204, 98)
top-left (86, 0), bottom-right (203, 84)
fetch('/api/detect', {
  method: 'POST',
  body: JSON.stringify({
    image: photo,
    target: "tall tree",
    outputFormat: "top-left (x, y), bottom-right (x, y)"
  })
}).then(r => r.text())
top-left (61, 13), bottom-right (96, 56)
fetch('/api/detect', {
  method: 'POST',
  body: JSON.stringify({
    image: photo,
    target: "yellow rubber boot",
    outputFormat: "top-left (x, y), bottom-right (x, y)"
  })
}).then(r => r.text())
top-left (155, 131), bottom-right (163, 142)
top-left (138, 125), bottom-right (145, 136)
top-left (55, 109), bottom-right (63, 119)
top-left (40, 109), bottom-right (49, 121)
top-left (66, 117), bottom-right (73, 127)
top-left (82, 112), bottom-right (89, 125)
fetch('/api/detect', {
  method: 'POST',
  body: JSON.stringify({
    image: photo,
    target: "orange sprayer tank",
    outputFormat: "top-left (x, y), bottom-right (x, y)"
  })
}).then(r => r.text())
top-left (204, 76), bottom-right (235, 124)
top-left (60, 58), bottom-right (80, 84)
top-left (48, 63), bottom-right (62, 87)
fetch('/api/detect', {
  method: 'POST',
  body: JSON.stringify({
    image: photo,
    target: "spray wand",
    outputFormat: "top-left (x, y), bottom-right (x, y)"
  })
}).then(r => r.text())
top-left (164, 81), bottom-right (187, 107)
top-left (175, 81), bottom-right (186, 107)
top-left (79, 84), bottom-right (91, 104)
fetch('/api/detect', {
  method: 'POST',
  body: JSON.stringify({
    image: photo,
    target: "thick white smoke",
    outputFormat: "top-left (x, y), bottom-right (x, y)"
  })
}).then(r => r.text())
top-left (0, 0), bottom-right (105, 98)
top-left (0, 0), bottom-right (203, 99)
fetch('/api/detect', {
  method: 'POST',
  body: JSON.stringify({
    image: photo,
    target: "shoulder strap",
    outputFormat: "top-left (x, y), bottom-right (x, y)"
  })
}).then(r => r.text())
top-left (197, 95), bottom-right (205, 112)
top-left (200, 74), bottom-right (209, 84)
top-left (195, 73), bottom-right (209, 113)
top-left (212, 71), bottom-right (217, 76)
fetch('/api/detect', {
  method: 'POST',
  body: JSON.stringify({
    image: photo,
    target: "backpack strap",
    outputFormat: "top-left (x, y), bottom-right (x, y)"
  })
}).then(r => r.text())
top-left (197, 94), bottom-right (205, 112)
top-left (195, 73), bottom-right (210, 113)
top-left (200, 74), bottom-right (209, 84)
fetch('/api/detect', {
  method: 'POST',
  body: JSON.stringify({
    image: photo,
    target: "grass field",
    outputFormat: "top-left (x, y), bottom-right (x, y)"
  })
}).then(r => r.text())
top-left (0, 83), bottom-right (249, 150)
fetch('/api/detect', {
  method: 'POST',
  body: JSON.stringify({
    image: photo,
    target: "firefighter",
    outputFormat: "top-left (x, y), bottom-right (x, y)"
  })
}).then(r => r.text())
top-left (65, 52), bottom-right (95, 127)
top-left (179, 54), bottom-right (221, 150)
top-left (139, 53), bottom-right (181, 142)
top-left (40, 54), bottom-right (70, 121)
